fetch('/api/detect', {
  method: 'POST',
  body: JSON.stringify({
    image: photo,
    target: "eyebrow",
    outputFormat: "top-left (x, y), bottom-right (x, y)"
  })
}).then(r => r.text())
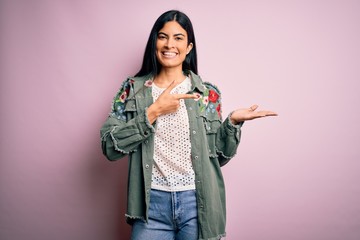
top-left (158, 32), bottom-right (185, 37)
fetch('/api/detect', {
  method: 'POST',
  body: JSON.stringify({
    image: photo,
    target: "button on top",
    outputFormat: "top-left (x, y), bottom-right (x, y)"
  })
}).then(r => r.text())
top-left (145, 164), bottom-right (149, 169)
top-left (192, 130), bottom-right (196, 134)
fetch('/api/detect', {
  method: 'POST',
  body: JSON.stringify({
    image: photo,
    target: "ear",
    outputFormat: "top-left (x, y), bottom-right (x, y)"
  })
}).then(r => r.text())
top-left (186, 43), bottom-right (193, 54)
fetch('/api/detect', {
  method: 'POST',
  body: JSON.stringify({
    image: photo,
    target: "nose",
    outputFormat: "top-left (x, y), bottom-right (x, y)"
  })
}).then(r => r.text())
top-left (165, 38), bottom-right (175, 48)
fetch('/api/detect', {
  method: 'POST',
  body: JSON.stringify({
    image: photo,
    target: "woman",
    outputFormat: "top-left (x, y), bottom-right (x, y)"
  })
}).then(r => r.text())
top-left (100, 10), bottom-right (277, 240)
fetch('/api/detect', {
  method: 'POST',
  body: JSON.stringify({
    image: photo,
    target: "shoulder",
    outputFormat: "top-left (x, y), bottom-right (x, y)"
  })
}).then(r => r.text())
top-left (202, 81), bottom-right (222, 106)
top-left (115, 74), bottom-right (152, 98)
top-left (189, 71), bottom-right (221, 96)
top-left (110, 77), bottom-right (135, 119)
top-left (114, 78), bottom-right (134, 101)
top-left (203, 81), bottom-right (221, 96)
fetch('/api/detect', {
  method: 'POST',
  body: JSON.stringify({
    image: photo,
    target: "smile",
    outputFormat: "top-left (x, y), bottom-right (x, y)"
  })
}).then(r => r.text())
top-left (162, 51), bottom-right (178, 58)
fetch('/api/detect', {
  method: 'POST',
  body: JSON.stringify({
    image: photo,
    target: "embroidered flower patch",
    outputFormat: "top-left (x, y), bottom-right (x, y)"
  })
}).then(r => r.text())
top-left (195, 83), bottom-right (222, 118)
top-left (112, 78), bottom-right (134, 120)
top-left (144, 80), bottom-right (153, 87)
top-left (208, 90), bottom-right (219, 103)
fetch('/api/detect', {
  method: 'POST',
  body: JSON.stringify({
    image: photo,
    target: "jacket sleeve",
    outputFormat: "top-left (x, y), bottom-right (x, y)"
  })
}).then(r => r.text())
top-left (100, 79), bottom-right (155, 161)
top-left (202, 82), bottom-right (243, 166)
top-left (216, 115), bottom-right (243, 166)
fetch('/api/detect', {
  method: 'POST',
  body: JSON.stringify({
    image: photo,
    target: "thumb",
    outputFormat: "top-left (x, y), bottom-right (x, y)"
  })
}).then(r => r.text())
top-left (249, 104), bottom-right (258, 111)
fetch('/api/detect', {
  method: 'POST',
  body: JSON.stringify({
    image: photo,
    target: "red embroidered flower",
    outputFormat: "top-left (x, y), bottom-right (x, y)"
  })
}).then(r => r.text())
top-left (208, 90), bottom-right (219, 103)
top-left (216, 103), bottom-right (221, 116)
top-left (119, 91), bottom-right (127, 103)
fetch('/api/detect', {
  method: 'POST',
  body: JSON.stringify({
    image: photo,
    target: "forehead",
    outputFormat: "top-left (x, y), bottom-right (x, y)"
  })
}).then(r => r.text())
top-left (158, 21), bottom-right (187, 35)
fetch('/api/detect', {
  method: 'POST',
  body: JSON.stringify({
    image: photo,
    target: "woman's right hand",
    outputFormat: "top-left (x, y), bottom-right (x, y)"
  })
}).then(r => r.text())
top-left (147, 81), bottom-right (197, 124)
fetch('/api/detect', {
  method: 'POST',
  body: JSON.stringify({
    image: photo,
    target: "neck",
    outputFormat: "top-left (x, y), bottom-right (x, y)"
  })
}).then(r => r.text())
top-left (154, 67), bottom-right (186, 87)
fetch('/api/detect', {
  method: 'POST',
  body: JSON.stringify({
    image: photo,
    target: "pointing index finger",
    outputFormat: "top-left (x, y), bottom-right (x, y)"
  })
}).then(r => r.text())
top-left (174, 93), bottom-right (198, 100)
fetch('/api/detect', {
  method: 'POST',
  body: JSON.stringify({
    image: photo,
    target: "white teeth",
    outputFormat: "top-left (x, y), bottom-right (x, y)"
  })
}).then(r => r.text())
top-left (163, 52), bottom-right (176, 56)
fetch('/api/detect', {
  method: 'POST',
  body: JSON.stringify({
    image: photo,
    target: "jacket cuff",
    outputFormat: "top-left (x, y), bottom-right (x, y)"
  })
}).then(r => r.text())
top-left (225, 113), bottom-right (243, 142)
top-left (226, 113), bottom-right (243, 130)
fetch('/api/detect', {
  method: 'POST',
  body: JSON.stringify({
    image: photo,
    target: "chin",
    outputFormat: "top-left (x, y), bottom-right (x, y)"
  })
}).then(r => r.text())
top-left (158, 60), bottom-right (180, 68)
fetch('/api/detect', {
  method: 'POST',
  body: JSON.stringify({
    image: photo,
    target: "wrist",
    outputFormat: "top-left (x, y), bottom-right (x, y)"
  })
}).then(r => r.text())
top-left (147, 103), bottom-right (160, 124)
top-left (229, 112), bottom-right (238, 125)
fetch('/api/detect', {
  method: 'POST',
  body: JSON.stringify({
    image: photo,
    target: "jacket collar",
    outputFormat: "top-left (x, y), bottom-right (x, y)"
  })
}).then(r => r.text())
top-left (188, 71), bottom-right (205, 93)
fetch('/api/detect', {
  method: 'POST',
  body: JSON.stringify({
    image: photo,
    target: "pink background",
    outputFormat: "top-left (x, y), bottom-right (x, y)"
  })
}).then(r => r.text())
top-left (1, 0), bottom-right (359, 239)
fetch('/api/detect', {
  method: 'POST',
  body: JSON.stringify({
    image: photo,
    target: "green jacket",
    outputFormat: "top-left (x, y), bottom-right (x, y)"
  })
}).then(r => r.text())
top-left (100, 71), bottom-right (242, 240)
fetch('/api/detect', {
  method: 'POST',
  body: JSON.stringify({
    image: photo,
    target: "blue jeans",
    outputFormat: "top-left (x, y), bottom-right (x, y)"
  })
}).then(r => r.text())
top-left (131, 189), bottom-right (198, 240)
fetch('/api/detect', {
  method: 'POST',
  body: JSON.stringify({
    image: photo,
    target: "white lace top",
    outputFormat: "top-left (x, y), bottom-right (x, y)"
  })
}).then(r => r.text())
top-left (151, 77), bottom-right (196, 192)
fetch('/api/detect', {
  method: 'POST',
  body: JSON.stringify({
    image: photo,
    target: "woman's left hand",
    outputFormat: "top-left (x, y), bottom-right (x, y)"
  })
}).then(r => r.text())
top-left (230, 104), bottom-right (278, 125)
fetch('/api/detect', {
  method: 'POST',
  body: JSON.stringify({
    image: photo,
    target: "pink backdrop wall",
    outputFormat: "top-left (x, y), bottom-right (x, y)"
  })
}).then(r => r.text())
top-left (1, 0), bottom-right (359, 239)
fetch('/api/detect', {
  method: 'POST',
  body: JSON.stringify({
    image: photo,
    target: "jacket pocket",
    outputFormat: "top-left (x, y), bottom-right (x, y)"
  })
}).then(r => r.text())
top-left (201, 113), bottom-right (221, 157)
top-left (124, 98), bottom-right (137, 120)
top-left (124, 99), bottom-right (137, 112)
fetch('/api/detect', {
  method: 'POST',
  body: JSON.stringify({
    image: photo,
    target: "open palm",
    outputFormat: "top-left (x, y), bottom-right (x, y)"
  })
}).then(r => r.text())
top-left (230, 105), bottom-right (277, 124)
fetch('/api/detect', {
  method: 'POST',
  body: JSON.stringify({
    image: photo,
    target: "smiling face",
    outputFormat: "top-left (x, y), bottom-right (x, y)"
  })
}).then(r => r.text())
top-left (155, 21), bottom-right (193, 71)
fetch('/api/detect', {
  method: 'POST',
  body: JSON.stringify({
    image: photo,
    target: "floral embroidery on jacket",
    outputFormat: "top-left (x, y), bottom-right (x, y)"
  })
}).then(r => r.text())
top-left (111, 78), bottom-right (155, 120)
top-left (195, 82), bottom-right (222, 119)
top-left (111, 79), bottom-right (134, 120)
top-left (208, 89), bottom-right (219, 103)
top-left (144, 80), bottom-right (153, 87)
